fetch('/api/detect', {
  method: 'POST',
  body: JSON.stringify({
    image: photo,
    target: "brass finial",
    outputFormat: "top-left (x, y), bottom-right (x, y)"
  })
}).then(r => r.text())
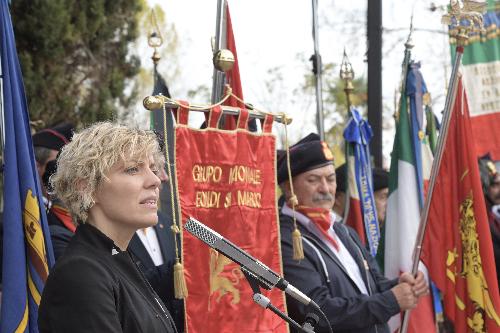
top-left (148, 10), bottom-right (164, 65)
top-left (441, 0), bottom-right (487, 46)
top-left (213, 49), bottom-right (235, 72)
top-left (340, 48), bottom-right (355, 111)
top-left (143, 95), bottom-right (166, 111)
top-left (405, 13), bottom-right (415, 50)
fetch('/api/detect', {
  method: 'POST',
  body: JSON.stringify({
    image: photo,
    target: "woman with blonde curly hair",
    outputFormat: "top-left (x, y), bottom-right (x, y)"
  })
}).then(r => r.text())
top-left (38, 122), bottom-right (178, 333)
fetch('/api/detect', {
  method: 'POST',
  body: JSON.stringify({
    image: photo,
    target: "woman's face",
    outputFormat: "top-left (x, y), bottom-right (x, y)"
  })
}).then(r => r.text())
top-left (92, 154), bottom-right (161, 231)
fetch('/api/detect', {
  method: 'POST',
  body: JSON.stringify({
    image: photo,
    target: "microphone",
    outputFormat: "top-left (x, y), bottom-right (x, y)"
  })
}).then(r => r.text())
top-left (184, 216), bottom-right (315, 307)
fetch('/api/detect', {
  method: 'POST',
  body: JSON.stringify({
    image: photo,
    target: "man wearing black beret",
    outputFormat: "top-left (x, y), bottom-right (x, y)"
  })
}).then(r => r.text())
top-left (277, 133), bottom-right (428, 333)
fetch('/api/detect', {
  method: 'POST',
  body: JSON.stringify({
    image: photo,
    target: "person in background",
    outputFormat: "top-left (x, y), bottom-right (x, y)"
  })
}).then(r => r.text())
top-left (478, 154), bottom-right (500, 289)
top-left (372, 168), bottom-right (389, 225)
top-left (277, 133), bottom-right (428, 333)
top-left (332, 163), bottom-right (348, 220)
top-left (333, 164), bottom-right (389, 225)
top-left (32, 123), bottom-right (73, 202)
top-left (38, 122), bottom-right (177, 332)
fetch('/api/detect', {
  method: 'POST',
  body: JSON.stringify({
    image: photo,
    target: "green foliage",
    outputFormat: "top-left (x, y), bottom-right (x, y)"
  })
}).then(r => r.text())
top-left (11, 0), bottom-right (143, 127)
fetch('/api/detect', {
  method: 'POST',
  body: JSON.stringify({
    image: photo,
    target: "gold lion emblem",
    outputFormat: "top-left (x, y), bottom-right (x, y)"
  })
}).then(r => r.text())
top-left (208, 248), bottom-right (243, 310)
top-left (458, 194), bottom-right (500, 331)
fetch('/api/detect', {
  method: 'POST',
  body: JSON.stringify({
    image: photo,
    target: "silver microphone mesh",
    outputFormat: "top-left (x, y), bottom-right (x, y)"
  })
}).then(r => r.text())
top-left (184, 217), bottom-right (221, 246)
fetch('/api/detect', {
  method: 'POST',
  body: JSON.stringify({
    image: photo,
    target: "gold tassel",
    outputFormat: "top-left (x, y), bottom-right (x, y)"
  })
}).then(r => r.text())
top-left (292, 228), bottom-right (304, 260)
top-left (173, 259), bottom-right (188, 299)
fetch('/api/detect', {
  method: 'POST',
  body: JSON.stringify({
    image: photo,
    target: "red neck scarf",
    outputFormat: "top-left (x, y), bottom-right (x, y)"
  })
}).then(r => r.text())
top-left (51, 204), bottom-right (76, 233)
top-left (295, 205), bottom-right (339, 251)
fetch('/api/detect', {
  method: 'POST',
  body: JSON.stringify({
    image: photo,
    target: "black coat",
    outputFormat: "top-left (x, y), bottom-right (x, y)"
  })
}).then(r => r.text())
top-left (128, 213), bottom-right (185, 332)
top-left (38, 223), bottom-right (177, 333)
top-left (48, 211), bottom-right (185, 331)
top-left (280, 213), bottom-right (400, 333)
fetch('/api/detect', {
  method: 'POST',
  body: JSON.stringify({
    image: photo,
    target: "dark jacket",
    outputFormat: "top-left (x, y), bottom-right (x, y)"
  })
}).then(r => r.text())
top-left (48, 223), bottom-right (73, 260)
top-left (48, 211), bottom-right (185, 331)
top-left (128, 213), bottom-right (185, 332)
top-left (38, 223), bottom-right (177, 333)
top-left (280, 213), bottom-right (400, 333)
top-left (488, 210), bottom-right (500, 289)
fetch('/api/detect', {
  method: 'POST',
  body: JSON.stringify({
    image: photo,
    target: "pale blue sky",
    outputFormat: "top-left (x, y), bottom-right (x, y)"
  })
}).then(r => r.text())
top-left (145, 0), bottom-right (451, 166)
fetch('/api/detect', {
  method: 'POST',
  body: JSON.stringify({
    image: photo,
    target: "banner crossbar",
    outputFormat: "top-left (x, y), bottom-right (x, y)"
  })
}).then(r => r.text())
top-left (143, 94), bottom-right (292, 125)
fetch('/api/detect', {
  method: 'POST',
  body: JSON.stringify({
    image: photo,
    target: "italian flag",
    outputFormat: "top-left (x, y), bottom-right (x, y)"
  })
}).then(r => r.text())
top-left (384, 68), bottom-right (436, 332)
top-left (451, 0), bottom-right (500, 159)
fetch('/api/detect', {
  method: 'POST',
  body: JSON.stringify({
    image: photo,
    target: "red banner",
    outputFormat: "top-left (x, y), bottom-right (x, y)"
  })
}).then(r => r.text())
top-left (175, 105), bottom-right (287, 333)
top-left (223, 2), bottom-right (245, 130)
top-left (421, 78), bottom-right (500, 333)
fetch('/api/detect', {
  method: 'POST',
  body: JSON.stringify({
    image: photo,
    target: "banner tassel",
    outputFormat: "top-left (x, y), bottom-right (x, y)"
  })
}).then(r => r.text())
top-left (292, 228), bottom-right (304, 260)
top-left (288, 194), bottom-right (304, 260)
top-left (174, 258), bottom-right (188, 299)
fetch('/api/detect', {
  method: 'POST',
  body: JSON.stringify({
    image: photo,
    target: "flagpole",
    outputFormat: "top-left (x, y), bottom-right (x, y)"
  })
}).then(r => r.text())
top-left (400, 4), bottom-right (486, 332)
top-left (340, 50), bottom-right (354, 222)
top-left (211, 0), bottom-right (226, 104)
top-left (398, 16), bottom-right (414, 116)
top-left (0, 56), bottom-right (4, 151)
top-left (311, 0), bottom-right (325, 140)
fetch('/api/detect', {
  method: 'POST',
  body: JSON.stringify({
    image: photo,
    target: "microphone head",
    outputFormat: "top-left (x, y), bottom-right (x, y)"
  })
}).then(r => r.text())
top-left (184, 217), bottom-right (222, 246)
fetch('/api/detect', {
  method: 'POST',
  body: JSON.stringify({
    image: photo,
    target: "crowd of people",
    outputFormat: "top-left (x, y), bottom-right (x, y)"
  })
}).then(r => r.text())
top-left (0, 121), bottom-right (498, 332)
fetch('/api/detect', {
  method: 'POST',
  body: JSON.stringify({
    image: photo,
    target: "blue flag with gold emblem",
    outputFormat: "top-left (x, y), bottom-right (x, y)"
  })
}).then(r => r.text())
top-left (1, 0), bottom-right (55, 332)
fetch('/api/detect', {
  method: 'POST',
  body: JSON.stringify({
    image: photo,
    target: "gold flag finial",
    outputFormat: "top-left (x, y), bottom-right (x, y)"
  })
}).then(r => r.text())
top-left (442, 0), bottom-right (487, 46)
top-left (148, 9), bottom-right (164, 65)
top-left (340, 48), bottom-right (355, 112)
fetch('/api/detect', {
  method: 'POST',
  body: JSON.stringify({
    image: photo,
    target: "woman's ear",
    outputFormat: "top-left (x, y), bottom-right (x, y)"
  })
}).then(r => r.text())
top-left (76, 178), bottom-right (97, 204)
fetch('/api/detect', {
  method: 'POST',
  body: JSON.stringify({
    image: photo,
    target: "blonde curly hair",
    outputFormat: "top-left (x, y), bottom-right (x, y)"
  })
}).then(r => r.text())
top-left (51, 122), bottom-right (165, 223)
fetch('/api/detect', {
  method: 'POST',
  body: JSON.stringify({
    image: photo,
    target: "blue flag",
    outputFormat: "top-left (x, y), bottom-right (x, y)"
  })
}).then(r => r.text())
top-left (344, 108), bottom-right (380, 257)
top-left (406, 62), bottom-right (428, 208)
top-left (1, 1), bottom-right (55, 332)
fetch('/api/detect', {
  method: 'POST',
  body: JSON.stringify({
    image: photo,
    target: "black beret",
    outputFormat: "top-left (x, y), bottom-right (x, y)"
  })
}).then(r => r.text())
top-left (334, 164), bottom-right (387, 193)
top-left (335, 163), bottom-right (347, 192)
top-left (33, 123), bottom-right (74, 151)
top-left (372, 167), bottom-right (389, 192)
top-left (277, 133), bottom-right (334, 184)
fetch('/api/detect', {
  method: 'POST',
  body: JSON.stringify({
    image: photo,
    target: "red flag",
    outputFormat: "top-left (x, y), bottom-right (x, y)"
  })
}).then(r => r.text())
top-left (221, 1), bottom-right (245, 130)
top-left (175, 105), bottom-right (286, 333)
top-left (421, 77), bottom-right (500, 333)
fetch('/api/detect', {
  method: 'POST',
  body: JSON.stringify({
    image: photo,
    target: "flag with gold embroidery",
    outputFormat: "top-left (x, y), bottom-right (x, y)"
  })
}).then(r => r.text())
top-left (421, 77), bottom-right (500, 333)
top-left (0, 0), bottom-right (55, 332)
top-left (449, 0), bottom-right (500, 160)
top-left (174, 104), bottom-right (286, 333)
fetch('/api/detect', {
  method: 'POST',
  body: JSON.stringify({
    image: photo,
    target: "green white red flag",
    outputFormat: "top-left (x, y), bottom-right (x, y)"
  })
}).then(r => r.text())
top-left (384, 62), bottom-right (436, 333)
top-left (449, 0), bottom-right (500, 159)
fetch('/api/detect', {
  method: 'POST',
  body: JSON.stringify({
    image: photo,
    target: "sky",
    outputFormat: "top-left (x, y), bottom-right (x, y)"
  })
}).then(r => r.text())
top-left (144, 0), bottom-right (452, 166)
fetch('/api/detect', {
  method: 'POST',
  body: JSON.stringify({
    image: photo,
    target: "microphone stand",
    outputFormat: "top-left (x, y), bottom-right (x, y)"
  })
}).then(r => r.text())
top-left (241, 269), bottom-right (319, 333)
